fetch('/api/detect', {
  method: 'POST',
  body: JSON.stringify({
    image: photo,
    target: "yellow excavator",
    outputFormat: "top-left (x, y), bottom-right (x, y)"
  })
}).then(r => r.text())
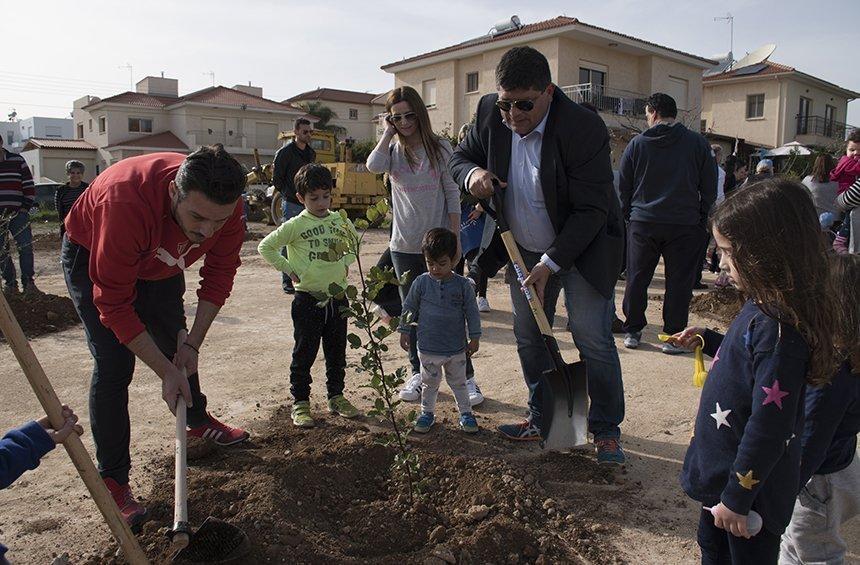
top-left (245, 130), bottom-right (386, 225)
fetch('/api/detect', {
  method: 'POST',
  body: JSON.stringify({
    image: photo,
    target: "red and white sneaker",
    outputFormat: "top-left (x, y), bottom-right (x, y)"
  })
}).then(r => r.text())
top-left (187, 413), bottom-right (249, 446)
top-left (104, 477), bottom-right (147, 529)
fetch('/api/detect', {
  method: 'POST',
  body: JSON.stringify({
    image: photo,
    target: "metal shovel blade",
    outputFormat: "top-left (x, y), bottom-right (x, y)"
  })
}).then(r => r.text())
top-left (539, 360), bottom-right (589, 451)
top-left (172, 517), bottom-right (250, 563)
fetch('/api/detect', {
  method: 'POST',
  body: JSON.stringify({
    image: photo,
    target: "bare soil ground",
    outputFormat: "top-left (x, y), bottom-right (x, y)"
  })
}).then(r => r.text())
top-left (1, 223), bottom-right (857, 564)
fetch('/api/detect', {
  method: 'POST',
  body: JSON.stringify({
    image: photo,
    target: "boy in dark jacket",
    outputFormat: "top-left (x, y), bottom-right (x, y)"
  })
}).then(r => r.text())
top-left (1, 405), bottom-right (82, 562)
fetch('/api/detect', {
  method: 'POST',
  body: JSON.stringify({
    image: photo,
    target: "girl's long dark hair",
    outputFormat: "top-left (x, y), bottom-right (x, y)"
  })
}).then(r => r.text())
top-left (830, 254), bottom-right (860, 371)
top-left (385, 86), bottom-right (445, 172)
top-left (711, 179), bottom-right (839, 385)
top-left (810, 154), bottom-right (833, 184)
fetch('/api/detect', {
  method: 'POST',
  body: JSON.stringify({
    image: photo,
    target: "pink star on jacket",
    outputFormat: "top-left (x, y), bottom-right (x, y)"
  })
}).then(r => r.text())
top-left (762, 379), bottom-right (790, 409)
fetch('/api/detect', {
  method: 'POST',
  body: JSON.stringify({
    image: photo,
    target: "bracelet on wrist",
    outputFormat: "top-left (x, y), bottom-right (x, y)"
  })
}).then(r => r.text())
top-left (183, 342), bottom-right (199, 354)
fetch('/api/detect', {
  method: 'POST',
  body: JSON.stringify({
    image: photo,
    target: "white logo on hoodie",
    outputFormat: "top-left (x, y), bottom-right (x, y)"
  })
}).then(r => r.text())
top-left (154, 241), bottom-right (200, 270)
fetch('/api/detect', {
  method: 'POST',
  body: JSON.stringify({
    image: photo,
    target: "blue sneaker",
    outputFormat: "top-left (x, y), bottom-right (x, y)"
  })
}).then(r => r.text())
top-left (459, 412), bottom-right (479, 434)
top-left (497, 419), bottom-right (541, 441)
top-left (595, 438), bottom-right (626, 465)
top-left (414, 412), bottom-right (435, 433)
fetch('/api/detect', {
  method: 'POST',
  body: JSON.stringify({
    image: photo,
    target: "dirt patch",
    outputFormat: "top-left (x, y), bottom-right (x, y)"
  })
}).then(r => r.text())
top-left (81, 409), bottom-right (626, 564)
top-left (689, 288), bottom-right (745, 325)
top-left (1, 290), bottom-right (79, 340)
top-left (31, 231), bottom-right (62, 252)
top-left (18, 517), bottom-right (65, 535)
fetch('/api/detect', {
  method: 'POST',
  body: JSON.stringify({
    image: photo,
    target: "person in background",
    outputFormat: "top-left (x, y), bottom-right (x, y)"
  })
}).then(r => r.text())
top-left (0, 134), bottom-right (36, 296)
top-left (801, 154), bottom-right (840, 239)
top-left (829, 129), bottom-right (860, 194)
top-left (272, 118), bottom-right (316, 294)
top-left (694, 145), bottom-right (726, 290)
top-left (741, 159), bottom-right (774, 188)
top-left (55, 160), bottom-right (90, 237)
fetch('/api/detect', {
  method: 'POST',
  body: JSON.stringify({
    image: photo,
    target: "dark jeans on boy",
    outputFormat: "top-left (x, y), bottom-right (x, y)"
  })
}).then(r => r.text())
top-left (622, 221), bottom-right (706, 335)
top-left (1, 210), bottom-right (35, 289)
top-left (61, 236), bottom-right (208, 485)
top-left (697, 508), bottom-right (780, 564)
top-left (290, 292), bottom-right (348, 401)
top-left (390, 250), bottom-right (474, 379)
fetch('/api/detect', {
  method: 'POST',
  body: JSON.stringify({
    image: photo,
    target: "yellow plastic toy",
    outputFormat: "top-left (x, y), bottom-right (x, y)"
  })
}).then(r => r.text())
top-left (658, 334), bottom-right (709, 387)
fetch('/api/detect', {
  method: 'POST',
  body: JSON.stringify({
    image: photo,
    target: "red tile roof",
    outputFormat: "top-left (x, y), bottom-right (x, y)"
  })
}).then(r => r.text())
top-left (84, 86), bottom-right (304, 113)
top-left (382, 16), bottom-right (714, 70)
top-left (703, 61), bottom-right (795, 82)
top-left (285, 88), bottom-right (383, 105)
top-left (22, 138), bottom-right (97, 150)
top-left (107, 131), bottom-right (189, 150)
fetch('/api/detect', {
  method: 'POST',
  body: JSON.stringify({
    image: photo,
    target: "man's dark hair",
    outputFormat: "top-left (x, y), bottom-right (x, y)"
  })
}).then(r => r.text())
top-left (294, 163), bottom-right (332, 196)
top-left (174, 144), bottom-right (246, 205)
top-left (645, 93), bottom-right (677, 119)
top-left (421, 227), bottom-right (458, 261)
top-left (847, 129), bottom-right (860, 144)
top-left (294, 118), bottom-right (311, 130)
top-left (495, 47), bottom-right (551, 92)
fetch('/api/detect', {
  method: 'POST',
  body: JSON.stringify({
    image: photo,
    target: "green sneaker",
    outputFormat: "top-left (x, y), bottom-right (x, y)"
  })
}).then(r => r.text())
top-left (291, 401), bottom-right (316, 428)
top-left (328, 395), bottom-right (360, 419)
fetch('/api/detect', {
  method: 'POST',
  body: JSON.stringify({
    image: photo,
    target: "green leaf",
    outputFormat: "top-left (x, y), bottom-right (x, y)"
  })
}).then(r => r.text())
top-left (346, 285), bottom-right (358, 299)
top-left (355, 218), bottom-right (369, 230)
top-left (347, 333), bottom-right (362, 348)
top-left (366, 207), bottom-right (379, 222)
top-left (328, 282), bottom-right (344, 296)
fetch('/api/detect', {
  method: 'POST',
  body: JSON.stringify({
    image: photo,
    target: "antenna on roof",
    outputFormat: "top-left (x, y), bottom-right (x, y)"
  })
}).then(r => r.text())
top-left (713, 13), bottom-right (734, 63)
top-left (733, 44), bottom-right (776, 71)
top-left (203, 70), bottom-right (215, 87)
top-left (489, 15), bottom-right (522, 36)
top-left (118, 63), bottom-right (133, 90)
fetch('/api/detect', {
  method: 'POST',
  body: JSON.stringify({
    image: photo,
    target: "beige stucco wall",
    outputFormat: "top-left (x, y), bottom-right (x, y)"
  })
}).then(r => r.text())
top-left (782, 77), bottom-right (851, 146)
top-left (557, 37), bottom-right (641, 93)
top-left (21, 148), bottom-right (97, 184)
top-left (702, 79), bottom-right (782, 148)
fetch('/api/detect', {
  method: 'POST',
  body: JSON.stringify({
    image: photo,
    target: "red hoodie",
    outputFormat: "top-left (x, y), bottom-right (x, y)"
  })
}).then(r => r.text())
top-left (65, 153), bottom-right (244, 344)
top-left (830, 155), bottom-right (860, 193)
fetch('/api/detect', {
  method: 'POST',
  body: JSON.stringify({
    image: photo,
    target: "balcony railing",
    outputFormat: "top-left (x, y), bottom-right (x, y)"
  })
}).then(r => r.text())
top-left (560, 83), bottom-right (648, 118)
top-left (795, 115), bottom-right (857, 141)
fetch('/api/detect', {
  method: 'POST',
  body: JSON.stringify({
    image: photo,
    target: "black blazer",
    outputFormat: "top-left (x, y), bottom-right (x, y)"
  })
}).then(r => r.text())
top-left (450, 87), bottom-right (623, 300)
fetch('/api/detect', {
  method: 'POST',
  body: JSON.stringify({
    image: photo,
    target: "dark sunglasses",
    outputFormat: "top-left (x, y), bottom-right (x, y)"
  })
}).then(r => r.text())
top-left (388, 112), bottom-right (417, 123)
top-left (495, 99), bottom-right (537, 112)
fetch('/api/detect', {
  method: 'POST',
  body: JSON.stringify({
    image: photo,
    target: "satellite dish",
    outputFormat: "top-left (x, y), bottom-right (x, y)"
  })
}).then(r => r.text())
top-left (704, 52), bottom-right (733, 76)
top-left (733, 43), bottom-right (776, 70)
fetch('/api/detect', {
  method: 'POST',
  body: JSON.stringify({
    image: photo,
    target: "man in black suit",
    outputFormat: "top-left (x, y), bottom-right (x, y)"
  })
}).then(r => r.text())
top-left (450, 47), bottom-right (626, 464)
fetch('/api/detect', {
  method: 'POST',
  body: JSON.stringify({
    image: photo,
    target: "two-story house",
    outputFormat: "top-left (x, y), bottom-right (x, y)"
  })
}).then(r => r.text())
top-left (380, 15), bottom-right (715, 164)
top-left (73, 76), bottom-right (309, 172)
top-left (284, 88), bottom-right (384, 141)
top-left (702, 61), bottom-right (859, 149)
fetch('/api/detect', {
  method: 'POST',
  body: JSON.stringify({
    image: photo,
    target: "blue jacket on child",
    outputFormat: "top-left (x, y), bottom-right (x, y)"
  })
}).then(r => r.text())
top-left (680, 300), bottom-right (809, 535)
top-left (399, 272), bottom-right (481, 356)
top-left (798, 361), bottom-right (859, 488)
top-left (1, 421), bottom-right (56, 559)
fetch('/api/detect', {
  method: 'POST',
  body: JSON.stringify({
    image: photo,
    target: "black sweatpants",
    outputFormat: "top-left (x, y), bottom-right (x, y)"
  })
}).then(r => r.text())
top-left (697, 508), bottom-right (780, 564)
top-left (61, 237), bottom-right (208, 485)
top-left (622, 221), bottom-right (706, 335)
top-left (289, 292), bottom-right (347, 402)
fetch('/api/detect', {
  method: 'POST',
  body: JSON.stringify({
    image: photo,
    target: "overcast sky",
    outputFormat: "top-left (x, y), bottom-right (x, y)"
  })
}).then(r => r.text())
top-left (3, 0), bottom-right (858, 127)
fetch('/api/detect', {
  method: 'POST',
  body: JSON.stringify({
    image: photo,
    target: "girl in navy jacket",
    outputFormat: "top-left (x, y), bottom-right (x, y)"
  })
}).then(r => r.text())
top-left (671, 180), bottom-right (842, 564)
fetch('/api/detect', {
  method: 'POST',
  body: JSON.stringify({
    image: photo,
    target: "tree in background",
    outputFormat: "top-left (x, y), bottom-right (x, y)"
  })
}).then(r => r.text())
top-left (298, 101), bottom-right (347, 136)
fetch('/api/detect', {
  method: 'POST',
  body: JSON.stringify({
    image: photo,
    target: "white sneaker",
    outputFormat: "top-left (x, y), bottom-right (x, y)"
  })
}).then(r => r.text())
top-left (476, 296), bottom-right (491, 313)
top-left (399, 373), bottom-right (423, 402)
top-left (466, 377), bottom-right (484, 406)
top-left (623, 332), bottom-right (641, 349)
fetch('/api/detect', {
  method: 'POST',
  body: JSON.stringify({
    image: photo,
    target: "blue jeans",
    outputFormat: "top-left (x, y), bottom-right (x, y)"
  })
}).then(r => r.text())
top-left (281, 200), bottom-right (304, 291)
top-left (507, 248), bottom-right (624, 439)
top-left (1, 210), bottom-right (34, 288)
top-left (390, 250), bottom-right (474, 379)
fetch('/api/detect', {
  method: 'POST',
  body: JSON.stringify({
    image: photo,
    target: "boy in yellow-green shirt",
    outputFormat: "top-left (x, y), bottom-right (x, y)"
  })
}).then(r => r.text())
top-left (258, 163), bottom-right (360, 427)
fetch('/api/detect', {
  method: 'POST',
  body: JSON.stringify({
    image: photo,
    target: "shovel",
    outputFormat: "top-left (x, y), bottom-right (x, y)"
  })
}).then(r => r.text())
top-left (169, 331), bottom-right (249, 563)
top-left (0, 291), bottom-right (150, 564)
top-left (488, 185), bottom-right (589, 450)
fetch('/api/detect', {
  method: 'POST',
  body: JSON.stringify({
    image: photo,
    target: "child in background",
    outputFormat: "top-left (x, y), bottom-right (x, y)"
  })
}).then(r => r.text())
top-left (1, 405), bottom-right (83, 562)
top-left (258, 163), bottom-right (361, 428)
top-left (671, 179), bottom-right (841, 564)
top-left (831, 131), bottom-right (860, 253)
top-left (399, 228), bottom-right (481, 434)
top-left (779, 254), bottom-right (860, 565)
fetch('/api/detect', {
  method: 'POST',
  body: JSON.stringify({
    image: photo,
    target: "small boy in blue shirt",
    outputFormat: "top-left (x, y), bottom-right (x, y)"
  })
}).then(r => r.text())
top-left (1, 405), bottom-right (82, 563)
top-left (399, 228), bottom-right (481, 434)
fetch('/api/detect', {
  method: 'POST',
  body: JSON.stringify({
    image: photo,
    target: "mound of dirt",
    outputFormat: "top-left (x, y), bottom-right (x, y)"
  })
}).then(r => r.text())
top-left (31, 231), bottom-right (62, 252)
top-left (689, 288), bottom-right (744, 325)
top-left (83, 409), bottom-right (626, 564)
top-left (1, 290), bottom-right (79, 340)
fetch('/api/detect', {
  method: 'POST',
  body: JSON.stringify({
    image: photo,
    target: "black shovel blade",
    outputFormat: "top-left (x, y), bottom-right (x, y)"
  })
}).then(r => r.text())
top-left (172, 517), bottom-right (250, 563)
top-left (539, 360), bottom-right (589, 451)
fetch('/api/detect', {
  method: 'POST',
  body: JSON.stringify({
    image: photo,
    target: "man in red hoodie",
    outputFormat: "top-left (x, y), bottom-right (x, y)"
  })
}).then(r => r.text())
top-left (63, 145), bottom-right (250, 528)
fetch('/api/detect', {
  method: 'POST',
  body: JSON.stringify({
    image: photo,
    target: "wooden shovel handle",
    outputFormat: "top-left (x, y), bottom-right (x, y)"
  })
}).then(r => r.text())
top-left (0, 292), bottom-right (149, 564)
top-left (171, 330), bottom-right (190, 551)
top-left (498, 231), bottom-right (555, 337)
